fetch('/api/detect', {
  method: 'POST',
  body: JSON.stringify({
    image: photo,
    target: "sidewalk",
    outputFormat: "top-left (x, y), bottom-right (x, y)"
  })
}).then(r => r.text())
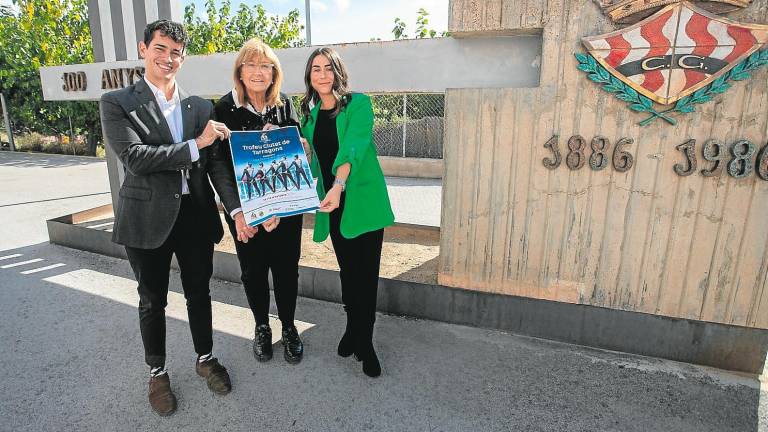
top-left (1, 152), bottom-right (765, 431)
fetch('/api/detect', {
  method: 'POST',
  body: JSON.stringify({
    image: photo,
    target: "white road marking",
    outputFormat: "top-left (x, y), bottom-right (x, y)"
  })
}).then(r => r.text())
top-left (21, 263), bottom-right (66, 274)
top-left (2, 258), bottom-right (44, 269)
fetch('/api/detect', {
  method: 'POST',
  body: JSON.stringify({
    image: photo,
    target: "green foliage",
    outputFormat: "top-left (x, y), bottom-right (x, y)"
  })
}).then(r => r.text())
top-left (390, 8), bottom-right (449, 40)
top-left (0, 0), bottom-right (306, 156)
top-left (391, 17), bottom-right (407, 40)
top-left (0, 0), bottom-right (100, 152)
top-left (183, 0), bottom-right (304, 54)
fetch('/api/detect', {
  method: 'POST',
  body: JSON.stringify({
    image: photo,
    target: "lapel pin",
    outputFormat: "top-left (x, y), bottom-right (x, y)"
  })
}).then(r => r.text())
top-left (187, 104), bottom-right (191, 109)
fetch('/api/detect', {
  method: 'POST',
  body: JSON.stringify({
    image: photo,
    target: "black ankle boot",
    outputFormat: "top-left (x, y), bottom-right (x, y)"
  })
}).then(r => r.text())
top-left (357, 346), bottom-right (381, 378)
top-left (253, 324), bottom-right (273, 362)
top-left (281, 325), bottom-right (304, 364)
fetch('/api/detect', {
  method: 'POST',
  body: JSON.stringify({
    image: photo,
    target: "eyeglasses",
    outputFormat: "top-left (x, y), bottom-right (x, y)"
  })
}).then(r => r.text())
top-left (242, 62), bottom-right (275, 73)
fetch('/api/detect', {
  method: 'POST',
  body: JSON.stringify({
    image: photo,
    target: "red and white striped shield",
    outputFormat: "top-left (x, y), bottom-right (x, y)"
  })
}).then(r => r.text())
top-left (583, 1), bottom-right (767, 105)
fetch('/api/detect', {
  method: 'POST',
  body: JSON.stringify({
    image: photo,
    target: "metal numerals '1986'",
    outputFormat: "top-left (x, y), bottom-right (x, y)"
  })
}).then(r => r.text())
top-left (673, 139), bottom-right (768, 180)
top-left (543, 135), bottom-right (634, 172)
top-left (701, 139), bottom-right (725, 177)
top-left (674, 139), bottom-right (697, 176)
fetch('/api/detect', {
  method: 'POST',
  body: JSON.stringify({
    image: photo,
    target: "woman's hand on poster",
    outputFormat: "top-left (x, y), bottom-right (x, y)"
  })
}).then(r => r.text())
top-left (318, 184), bottom-right (342, 213)
top-left (234, 212), bottom-right (258, 243)
top-left (300, 137), bottom-right (312, 163)
top-left (262, 123), bottom-right (279, 131)
top-left (262, 215), bottom-right (280, 232)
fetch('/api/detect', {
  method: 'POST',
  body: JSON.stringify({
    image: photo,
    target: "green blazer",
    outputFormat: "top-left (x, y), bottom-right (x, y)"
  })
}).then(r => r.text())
top-left (302, 93), bottom-right (394, 241)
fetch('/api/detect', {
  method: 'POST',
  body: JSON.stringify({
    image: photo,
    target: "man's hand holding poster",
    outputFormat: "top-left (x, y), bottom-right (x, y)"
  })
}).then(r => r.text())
top-left (229, 127), bottom-right (319, 226)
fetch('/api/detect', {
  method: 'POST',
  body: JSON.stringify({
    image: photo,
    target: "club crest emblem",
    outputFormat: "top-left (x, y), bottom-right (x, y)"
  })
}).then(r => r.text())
top-left (576, 1), bottom-right (767, 126)
top-left (260, 133), bottom-right (269, 143)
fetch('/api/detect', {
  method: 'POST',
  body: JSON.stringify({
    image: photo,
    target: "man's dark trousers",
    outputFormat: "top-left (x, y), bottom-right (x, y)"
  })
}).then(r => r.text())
top-left (125, 196), bottom-right (214, 368)
top-left (100, 79), bottom-right (241, 370)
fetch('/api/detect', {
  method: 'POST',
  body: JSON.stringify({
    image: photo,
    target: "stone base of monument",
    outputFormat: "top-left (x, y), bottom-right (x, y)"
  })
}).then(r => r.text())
top-left (47, 205), bottom-right (768, 375)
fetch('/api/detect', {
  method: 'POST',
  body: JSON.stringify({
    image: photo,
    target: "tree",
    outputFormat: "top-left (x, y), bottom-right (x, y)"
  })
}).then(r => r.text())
top-left (0, 0), bottom-right (101, 154)
top-left (370, 8), bottom-right (448, 126)
top-left (183, 0), bottom-right (304, 54)
top-left (0, 0), bottom-right (304, 157)
top-left (391, 8), bottom-right (449, 40)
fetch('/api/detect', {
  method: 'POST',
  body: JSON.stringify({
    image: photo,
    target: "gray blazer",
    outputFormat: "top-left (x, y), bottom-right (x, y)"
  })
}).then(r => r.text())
top-left (100, 79), bottom-right (240, 249)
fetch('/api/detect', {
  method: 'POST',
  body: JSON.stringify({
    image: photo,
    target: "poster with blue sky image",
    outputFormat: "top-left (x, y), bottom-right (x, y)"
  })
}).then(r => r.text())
top-left (229, 127), bottom-right (319, 227)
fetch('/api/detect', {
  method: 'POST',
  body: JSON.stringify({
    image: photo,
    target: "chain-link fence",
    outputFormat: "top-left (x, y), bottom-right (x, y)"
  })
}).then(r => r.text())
top-left (370, 93), bottom-right (444, 159)
top-left (291, 93), bottom-right (445, 159)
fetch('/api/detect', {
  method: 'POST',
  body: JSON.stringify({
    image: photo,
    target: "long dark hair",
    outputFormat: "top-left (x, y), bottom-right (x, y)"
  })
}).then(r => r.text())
top-left (300, 47), bottom-right (351, 122)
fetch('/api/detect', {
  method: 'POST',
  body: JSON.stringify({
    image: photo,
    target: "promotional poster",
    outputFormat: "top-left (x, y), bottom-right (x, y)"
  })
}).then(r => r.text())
top-left (229, 127), bottom-right (319, 226)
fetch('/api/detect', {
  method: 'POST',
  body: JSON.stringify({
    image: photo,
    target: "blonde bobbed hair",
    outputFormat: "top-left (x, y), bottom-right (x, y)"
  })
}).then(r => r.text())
top-left (233, 38), bottom-right (284, 108)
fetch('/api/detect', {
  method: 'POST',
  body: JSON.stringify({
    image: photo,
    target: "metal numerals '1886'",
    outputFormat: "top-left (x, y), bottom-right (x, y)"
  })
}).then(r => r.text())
top-left (566, 135), bottom-right (587, 170)
top-left (542, 135), bottom-right (562, 169)
top-left (673, 139), bottom-right (768, 180)
top-left (543, 135), bottom-right (633, 173)
top-left (612, 138), bottom-right (634, 173)
top-left (589, 136), bottom-right (610, 171)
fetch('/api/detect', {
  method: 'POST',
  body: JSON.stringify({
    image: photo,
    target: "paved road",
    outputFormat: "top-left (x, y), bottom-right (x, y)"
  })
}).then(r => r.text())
top-left (1, 151), bottom-right (766, 432)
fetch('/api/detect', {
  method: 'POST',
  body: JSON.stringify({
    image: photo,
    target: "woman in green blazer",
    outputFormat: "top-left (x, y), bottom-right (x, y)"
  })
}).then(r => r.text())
top-left (300, 47), bottom-right (394, 377)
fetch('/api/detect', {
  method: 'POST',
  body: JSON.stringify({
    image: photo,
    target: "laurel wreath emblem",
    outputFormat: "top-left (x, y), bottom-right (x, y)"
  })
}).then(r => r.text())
top-left (575, 49), bottom-right (768, 127)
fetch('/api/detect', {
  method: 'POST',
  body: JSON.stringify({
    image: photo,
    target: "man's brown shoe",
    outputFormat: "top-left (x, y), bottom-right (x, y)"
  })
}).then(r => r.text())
top-left (195, 358), bottom-right (232, 395)
top-left (148, 374), bottom-right (177, 416)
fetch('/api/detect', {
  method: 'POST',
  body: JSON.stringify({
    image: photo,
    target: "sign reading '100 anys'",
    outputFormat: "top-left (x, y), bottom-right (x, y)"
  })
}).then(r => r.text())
top-left (542, 135), bottom-right (768, 181)
top-left (61, 67), bottom-right (146, 92)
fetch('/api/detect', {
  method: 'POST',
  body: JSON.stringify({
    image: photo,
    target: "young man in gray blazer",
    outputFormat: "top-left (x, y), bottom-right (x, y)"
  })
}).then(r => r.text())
top-left (100, 20), bottom-right (274, 416)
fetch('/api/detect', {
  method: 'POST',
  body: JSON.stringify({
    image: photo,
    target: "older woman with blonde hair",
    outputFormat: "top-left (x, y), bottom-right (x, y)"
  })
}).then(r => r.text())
top-left (211, 38), bottom-right (308, 364)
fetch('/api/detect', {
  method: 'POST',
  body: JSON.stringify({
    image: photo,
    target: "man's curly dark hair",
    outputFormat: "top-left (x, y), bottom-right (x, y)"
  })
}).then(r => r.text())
top-left (143, 20), bottom-right (189, 52)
